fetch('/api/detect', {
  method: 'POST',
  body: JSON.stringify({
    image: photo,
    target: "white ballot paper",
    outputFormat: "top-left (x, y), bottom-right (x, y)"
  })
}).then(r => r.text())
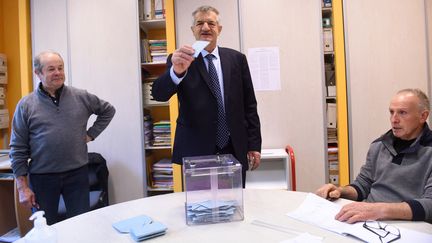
top-left (287, 193), bottom-right (432, 243)
top-left (192, 40), bottom-right (210, 58)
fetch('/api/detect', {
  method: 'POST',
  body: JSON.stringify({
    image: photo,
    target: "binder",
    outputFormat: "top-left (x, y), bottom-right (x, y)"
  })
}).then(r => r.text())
top-left (0, 66), bottom-right (7, 84)
top-left (143, 0), bottom-right (153, 20)
top-left (322, 18), bottom-right (331, 28)
top-left (326, 103), bottom-right (336, 128)
top-left (0, 109), bottom-right (9, 129)
top-left (329, 174), bottom-right (339, 184)
top-left (323, 29), bottom-right (333, 52)
top-left (323, 0), bottom-right (332, 7)
top-left (154, 0), bottom-right (164, 19)
top-left (327, 86), bottom-right (336, 97)
top-left (138, 0), bottom-right (144, 21)
top-left (325, 70), bottom-right (336, 96)
top-left (0, 53), bottom-right (6, 67)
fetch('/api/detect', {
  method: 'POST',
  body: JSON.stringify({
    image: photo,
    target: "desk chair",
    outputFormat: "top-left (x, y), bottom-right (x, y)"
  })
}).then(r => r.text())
top-left (58, 153), bottom-right (109, 221)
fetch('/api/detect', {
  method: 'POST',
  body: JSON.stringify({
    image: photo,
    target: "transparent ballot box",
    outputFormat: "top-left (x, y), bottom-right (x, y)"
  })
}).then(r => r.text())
top-left (183, 154), bottom-right (244, 225)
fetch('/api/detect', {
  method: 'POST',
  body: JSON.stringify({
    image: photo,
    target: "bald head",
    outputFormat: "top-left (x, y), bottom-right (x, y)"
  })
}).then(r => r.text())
top-left (396, 89), bottom-right (430, 113)
top-left (34, 51), bottom-right (65, 95)
top-left (389, 89), bottom-right (430, 140)
top-left (34, 51), bottom-right (63, 74)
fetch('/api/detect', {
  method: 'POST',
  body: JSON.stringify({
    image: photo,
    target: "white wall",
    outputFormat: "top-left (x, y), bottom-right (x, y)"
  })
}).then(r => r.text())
top-left (31, 0), bottom-right (146, 203)
top-left (240, 0), bottom-right (327, 192)
top-left (30, 0), bottom-right (70, 87)
top-left (344, 0), bottom-right (430, 178)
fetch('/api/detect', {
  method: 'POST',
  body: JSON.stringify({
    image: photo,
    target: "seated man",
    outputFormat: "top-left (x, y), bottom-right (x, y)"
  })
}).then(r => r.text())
top-left (316, 88), bottom-right (432, 224)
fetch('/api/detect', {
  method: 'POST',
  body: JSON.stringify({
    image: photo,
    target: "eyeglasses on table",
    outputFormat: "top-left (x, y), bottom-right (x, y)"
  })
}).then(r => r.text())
top-left (363, 220), bottom-right (401, 243)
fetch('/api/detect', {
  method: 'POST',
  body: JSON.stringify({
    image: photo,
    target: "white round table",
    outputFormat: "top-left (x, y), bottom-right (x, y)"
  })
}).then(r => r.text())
top-left (47, 189), bottom-right (432, 243)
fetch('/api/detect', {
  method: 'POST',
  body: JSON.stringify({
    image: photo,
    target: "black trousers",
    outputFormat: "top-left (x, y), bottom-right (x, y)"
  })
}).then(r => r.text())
top-left (30, 165), bottom-right (90, 225)
top-left (215, 139), bottom-right (247, 188)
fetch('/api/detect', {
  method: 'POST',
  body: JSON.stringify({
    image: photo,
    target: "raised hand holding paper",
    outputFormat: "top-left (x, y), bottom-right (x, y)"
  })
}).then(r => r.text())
top-left (192, 41), bottom-right (210, 57)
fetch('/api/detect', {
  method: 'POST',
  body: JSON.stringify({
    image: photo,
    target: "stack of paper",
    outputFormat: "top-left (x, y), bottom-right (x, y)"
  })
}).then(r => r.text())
top-left (143, 114), bottom-right (153, 147)
top-left (152, 158), bottom-right (173, 189)
top-left (152, 120), bottom-right (171, 147)
top-left (149, 39), bottom-right (167, 63)
top-left (186, 200), bottom-right (238, 224)
top-left (140, 39), bottom-right (151, 63)
top-left (327, 128), bottom-right (337, 143)
top-left (328, 146), bottom-right (338, 184)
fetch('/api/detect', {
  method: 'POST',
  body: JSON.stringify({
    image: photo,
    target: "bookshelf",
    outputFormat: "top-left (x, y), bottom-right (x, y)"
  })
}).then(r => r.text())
top-left (322, 1), bottom-right (338, 185)
top-left (322, 0), bottom-right (349, 186)
top-left (139, 0), bottom-right (178, 195)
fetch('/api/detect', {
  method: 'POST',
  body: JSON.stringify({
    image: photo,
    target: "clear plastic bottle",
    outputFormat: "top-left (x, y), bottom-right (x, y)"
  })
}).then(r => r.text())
top-left (22, 211), bottom-right (57, 243)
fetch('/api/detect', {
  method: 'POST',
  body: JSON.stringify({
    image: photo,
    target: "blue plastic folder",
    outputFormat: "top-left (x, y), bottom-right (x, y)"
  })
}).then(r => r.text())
top-left (112, 215), bottom-right (167, 241)
top-left (112, 215), bottom-right (153, 233)
top-left (130, 221), bottom-right (167, 241)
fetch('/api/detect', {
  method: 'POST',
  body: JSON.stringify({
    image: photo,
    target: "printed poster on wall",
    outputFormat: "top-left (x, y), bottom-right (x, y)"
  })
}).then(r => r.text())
top-left (247, 47), bottom-right (281, 91)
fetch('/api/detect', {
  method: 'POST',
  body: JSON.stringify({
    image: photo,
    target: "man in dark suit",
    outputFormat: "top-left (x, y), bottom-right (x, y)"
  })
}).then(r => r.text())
top-left (152, 5), bottom-right (261, 187)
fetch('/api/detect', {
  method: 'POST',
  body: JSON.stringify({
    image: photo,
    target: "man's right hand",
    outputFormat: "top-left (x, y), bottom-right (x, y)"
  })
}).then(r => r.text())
top-left (315, 183), bottom-right (342, 200)
top-left (16, 176), bottom-right (38, 209)
top-left (18, 187), bottom-right (37, 209)
top-left (171, 45), bottom-right (195, 76)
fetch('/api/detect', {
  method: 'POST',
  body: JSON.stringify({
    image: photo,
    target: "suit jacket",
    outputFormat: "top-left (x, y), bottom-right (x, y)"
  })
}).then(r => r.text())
top-left (152, 47), bottom-right (261, 169)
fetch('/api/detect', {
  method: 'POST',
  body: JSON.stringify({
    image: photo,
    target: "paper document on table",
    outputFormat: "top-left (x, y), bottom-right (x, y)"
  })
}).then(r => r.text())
top-left (287, 193), bottom-right (432, 243)
top-left (287, 193), bottom-right (347, 234)
top-left (192, 41), bottom-right (210, 58)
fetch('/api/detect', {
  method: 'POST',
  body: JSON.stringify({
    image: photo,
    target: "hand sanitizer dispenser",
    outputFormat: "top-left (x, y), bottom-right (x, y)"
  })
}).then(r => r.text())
top-left (23, 211), bottom-right (57, 243)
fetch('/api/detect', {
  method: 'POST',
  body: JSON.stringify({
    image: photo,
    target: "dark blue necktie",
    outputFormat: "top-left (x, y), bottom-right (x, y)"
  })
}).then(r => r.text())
top-left (205, 54), bottom-right (229, 149)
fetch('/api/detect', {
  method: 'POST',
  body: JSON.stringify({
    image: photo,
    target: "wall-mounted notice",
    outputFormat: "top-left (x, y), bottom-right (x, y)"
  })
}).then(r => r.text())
top-left (247, 47), bottom-right (281, 91)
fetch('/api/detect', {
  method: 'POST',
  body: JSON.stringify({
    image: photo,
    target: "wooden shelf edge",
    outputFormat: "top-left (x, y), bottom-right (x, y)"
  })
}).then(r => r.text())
top-left (147, 187), bottom-right (173, 192)
top-left (145, 146), bottom-right (171, 150)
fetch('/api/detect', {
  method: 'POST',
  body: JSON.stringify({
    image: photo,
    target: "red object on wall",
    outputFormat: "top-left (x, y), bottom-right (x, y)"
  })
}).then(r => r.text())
top-left (285, 145), bottom-right (296, 191)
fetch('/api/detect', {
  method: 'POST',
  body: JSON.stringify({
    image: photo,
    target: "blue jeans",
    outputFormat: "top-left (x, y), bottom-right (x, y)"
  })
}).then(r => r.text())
top-left (30, 165), bottom-right (90, 225)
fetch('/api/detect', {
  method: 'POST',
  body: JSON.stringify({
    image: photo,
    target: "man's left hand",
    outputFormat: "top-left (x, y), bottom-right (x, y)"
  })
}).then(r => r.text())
top-left (247, 151), bottom-right (261, 170)
top-left (336, 202), bottom-right (383, 223)
top-left (86, 135), bottom-right (93, 143)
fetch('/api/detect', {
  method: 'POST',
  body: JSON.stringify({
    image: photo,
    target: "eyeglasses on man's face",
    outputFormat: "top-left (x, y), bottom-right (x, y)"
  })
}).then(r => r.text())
top-left (363, 221), bottom-right (401, 243)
